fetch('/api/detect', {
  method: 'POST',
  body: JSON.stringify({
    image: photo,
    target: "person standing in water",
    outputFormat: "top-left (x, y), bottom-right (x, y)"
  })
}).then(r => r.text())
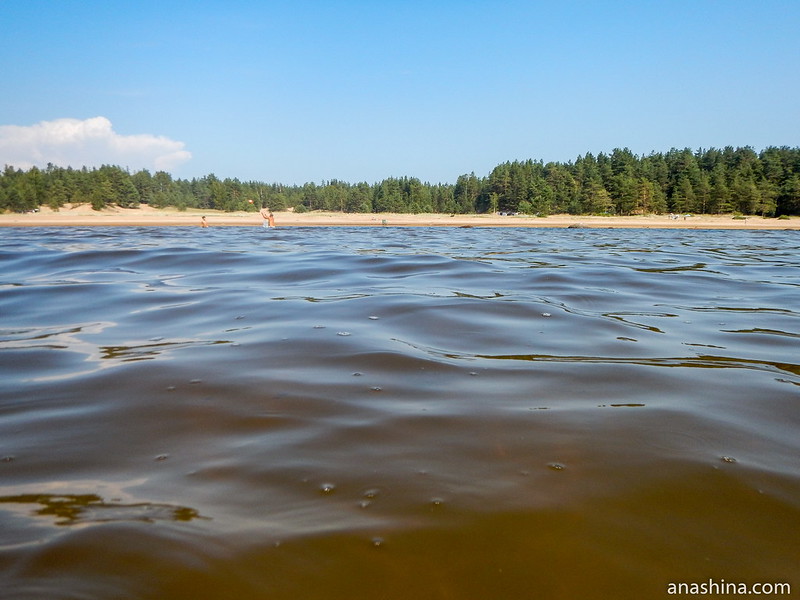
top-left (268, 212), bottom-right (275, 228)
top-left (200, 216), bottom-right (209, 227)
top-left (260, 206), bottom-right (271, 228)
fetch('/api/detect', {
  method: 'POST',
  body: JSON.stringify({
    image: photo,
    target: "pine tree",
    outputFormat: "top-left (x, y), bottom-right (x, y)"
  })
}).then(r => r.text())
top-left (91, 180), bottom-right (114, 210)
top-left (48, 179), bottom-right (68, 210)
top-left (671, 176), bottom-right (696, 214)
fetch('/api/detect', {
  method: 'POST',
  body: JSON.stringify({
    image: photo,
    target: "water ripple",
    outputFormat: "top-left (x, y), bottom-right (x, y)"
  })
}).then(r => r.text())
top-left (0, 226), bottom-right (798, 599)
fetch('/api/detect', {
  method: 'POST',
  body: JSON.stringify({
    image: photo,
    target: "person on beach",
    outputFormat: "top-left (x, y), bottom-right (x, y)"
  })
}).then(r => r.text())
top-left (200, 216), bottom-right (209, 227)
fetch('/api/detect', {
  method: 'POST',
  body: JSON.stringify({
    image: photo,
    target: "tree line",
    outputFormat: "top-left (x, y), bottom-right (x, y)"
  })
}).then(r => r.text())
top-left (2, 146), bottom-right (799, 217)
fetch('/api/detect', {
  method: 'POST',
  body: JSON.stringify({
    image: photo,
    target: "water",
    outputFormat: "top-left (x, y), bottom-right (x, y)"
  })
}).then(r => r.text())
top-left (1, 226), bottom-right (798, 599)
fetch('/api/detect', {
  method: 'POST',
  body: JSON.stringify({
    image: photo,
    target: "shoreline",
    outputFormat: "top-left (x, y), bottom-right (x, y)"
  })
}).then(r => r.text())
top-left (1, 204), bottom-right (798, 229)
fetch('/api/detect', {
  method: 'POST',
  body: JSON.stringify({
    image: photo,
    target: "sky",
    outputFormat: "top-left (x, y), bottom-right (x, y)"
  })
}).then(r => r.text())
top-left (1, 0), bottom-right (798, 185)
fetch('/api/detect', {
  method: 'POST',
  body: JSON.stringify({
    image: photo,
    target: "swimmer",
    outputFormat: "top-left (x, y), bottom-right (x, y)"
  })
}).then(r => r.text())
top-left (200, 216), bottom-right (209, 228)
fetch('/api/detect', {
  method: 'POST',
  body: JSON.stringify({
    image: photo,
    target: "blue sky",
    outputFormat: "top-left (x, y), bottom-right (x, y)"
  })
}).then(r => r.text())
top-left (1, 0), bottom-right (798, 185)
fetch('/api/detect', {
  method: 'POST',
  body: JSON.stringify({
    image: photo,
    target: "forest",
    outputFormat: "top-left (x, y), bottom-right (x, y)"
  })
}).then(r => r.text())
top-left (2, 146), bottom-right (799, 217)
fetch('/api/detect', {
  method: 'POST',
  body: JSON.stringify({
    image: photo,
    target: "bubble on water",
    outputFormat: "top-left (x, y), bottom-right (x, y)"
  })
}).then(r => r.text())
top-left (363, 488), bottom-right (380, 499)
top-left (235, 315), bottom-right (245, 320)
top-left (359, 500), bottom-right (372, 509)
top-left (166, 386), bottom-right (176, 391)
top-left (370, 386), bottom-right (383, 392)
top-left (547, 462), bottom-right (566, 471)
top-left (319, 483), bottom-right (336, 495)
top-left (371, 536), bottom-right (384, 548)
top-left (337, 331), bottom-right (351, 336)
top-left (154, 454), bottom-right (169, 462)
top-left (352, 372), bottom-right (363, 377)
top-left (469, 371), bottom-right (478, 376)
top-left (190, 379), bottom-right (202, 384)
top-left (368, 315), bottom-right (380, 320)
top-left (313, 325), bottom-right (326, 329)
top-left (541, 312), bottom-right (551, 317)
top-left (1, 455), bottom-right (15, 463)
top-left (430, 497), bottom-right (445, 507)
top-left (721, 456), bottom-right (737, 463)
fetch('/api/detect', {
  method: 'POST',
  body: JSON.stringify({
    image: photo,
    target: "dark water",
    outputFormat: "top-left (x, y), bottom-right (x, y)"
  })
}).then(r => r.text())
top-left (1, 226), bottom-right (798, 599)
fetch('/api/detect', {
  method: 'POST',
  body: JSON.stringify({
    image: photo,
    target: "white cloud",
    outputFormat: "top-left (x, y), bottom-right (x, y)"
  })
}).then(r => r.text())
top-left (0, 116), bottom-right (191, 173)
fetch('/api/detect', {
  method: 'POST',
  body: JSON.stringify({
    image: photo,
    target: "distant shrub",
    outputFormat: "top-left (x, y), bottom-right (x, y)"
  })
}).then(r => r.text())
top-left (294, 204), bottom-right (308, 213)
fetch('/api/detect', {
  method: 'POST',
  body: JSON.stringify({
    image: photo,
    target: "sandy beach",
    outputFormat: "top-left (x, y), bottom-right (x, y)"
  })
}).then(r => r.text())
top-left (1, 203), bottom-right (797, 229)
